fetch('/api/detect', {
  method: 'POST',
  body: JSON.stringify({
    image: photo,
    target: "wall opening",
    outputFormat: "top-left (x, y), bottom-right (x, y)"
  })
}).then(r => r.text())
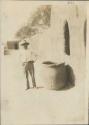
top-left (84, 19), bottom-right (87, 48)
top-left (64, 20), bottom-right (70, 55)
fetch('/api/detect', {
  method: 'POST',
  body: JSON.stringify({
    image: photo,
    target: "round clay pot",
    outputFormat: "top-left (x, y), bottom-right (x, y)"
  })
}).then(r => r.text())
top-left (41, 62), bottom-right (66, 90)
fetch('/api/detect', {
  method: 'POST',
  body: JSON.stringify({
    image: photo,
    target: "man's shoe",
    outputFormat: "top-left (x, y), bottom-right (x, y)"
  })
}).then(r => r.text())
top-left (26, 87), bottom-right (30, 90)
top-left (33, 86), bottom-right (37, 89)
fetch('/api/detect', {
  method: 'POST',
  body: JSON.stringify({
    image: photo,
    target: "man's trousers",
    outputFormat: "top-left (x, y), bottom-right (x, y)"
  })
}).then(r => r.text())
top-left (24, 61), bottom-right (36, 89)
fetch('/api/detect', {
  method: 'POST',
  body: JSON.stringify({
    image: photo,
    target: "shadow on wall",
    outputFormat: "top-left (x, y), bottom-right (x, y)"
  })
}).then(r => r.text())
top-left (42, 62), bottom-right (75, 90)
top-left (64, 64), bottom-right (75, 90)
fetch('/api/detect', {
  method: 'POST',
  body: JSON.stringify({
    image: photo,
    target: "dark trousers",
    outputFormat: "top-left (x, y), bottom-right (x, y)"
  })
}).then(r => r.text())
top-left (25, 61), bottom-right (36, 89)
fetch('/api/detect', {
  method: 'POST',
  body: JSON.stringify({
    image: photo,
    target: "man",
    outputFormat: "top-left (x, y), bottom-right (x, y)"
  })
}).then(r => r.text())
top-left (19, 39), bottom-right (37, 90)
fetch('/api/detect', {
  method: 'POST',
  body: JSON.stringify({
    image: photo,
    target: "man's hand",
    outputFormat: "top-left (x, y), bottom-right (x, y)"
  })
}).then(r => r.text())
top-left (22, 62), bottom-right (26, 66)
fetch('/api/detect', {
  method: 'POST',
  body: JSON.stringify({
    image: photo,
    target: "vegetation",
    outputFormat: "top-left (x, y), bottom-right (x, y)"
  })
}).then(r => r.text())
top-left (16, 5), bottom-right (51, 39)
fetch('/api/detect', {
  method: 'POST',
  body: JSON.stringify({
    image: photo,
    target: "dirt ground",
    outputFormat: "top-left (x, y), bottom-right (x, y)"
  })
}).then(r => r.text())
top-left (1, 50), bottom-right (88, 125)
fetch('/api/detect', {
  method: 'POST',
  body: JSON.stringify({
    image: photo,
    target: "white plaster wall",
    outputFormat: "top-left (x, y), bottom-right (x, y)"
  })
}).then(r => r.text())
top-left (31, 5), bottom-right (86, 85)
top-left (51, 5), bottom-right (86, 84)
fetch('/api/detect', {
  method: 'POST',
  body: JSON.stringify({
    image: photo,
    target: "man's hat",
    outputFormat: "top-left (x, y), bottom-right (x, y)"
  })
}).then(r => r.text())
top-left (20, 39), bottom-right (30, 46)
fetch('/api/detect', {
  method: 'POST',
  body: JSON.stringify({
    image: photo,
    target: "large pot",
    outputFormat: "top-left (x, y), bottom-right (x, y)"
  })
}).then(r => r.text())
top-left (41, 62), bottom-right (66, 90)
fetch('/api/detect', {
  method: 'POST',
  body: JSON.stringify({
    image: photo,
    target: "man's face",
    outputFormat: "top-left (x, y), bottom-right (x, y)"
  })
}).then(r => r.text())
top-left (23, 45), bottom-right (28, 50)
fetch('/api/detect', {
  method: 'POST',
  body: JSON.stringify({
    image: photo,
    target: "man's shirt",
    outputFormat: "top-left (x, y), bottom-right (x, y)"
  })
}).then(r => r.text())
top-left (19, 47), bottom-right (37, 64)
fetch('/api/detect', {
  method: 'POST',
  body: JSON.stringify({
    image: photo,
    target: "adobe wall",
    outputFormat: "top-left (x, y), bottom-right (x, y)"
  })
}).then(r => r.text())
top-left (51, 5), bottom-right (86, 84)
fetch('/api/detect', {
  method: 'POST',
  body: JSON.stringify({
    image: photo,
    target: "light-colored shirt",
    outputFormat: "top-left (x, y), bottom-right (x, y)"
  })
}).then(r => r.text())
top-left (19, 47), bottom-right (37, 64)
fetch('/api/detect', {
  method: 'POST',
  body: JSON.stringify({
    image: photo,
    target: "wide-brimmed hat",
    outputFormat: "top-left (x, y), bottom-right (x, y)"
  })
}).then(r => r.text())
top-left (20, 40), bottom-right (30, 46)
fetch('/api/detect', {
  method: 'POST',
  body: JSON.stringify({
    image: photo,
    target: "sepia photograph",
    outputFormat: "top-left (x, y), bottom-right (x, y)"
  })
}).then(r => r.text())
top-left (0, 1), bottom-right (89, 124)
